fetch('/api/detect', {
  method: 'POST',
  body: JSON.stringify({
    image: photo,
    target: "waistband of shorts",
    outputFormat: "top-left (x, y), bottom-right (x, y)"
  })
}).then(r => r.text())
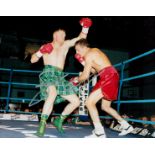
top-left (98, 66), bottom-right (117, 75)
top-left (44, 65), bottom-right (63, 72)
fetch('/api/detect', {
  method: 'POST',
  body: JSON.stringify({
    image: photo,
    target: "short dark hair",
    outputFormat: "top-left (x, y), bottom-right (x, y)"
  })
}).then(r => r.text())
top-left (75, 38), bottom-right (89, 47)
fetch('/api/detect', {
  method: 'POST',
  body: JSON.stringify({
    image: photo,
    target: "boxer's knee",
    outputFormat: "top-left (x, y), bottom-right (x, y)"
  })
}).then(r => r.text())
top-left (86, 98), bottom-right (96, 109)
top-left (47, 86), bottom-right (57, 97)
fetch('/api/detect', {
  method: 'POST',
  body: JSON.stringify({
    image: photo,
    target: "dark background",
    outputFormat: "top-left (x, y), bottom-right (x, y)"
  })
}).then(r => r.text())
top-left (0, 16), bottom-right (155, 57)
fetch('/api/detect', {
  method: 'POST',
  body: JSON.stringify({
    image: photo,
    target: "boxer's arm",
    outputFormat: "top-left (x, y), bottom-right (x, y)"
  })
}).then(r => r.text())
top-left (91, 68), bottom-right (97, 74)
top-left (30, 43), bottom-right (53, 63)
top-left (30, 53), bottom-right (40, 63)
top-left (78, 58), bottom-right (92, 82)
top-left (65, 18), bottom-right (92, 49)
top-left (79, 60), bottom-right (96, 74)
top-left (65, 32), bottom-right (86, 48)
top-left (77, 59), bottom-right (96, 74)
top-left (75, 53), bottom-right (96, 74)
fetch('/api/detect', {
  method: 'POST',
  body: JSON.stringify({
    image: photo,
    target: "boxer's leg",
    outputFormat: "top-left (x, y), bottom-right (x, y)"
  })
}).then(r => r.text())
top-left (101, 99), bottom-right (123, 121)
top-left (36, 85), bottom-right (57, 137)
top-left (53, 94), bottom-right (80, 133)
top-left (101, 99), bottom-right (134, 136)
top-left (85, 88), bottom-right (106, 137)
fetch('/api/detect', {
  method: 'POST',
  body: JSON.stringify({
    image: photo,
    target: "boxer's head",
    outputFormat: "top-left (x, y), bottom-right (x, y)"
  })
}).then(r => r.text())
top-left (53, 29), bottom-right (66, 44)
top-left (75, 39), bottom-right (89, 57)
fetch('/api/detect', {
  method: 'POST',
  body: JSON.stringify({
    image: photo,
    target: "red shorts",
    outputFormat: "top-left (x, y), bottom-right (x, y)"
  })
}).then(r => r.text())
top-left (92, 66), bottom-right (119, 101)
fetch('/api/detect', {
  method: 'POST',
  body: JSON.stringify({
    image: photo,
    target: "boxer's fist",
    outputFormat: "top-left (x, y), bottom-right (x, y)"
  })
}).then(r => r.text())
top-left (40, 43), bottom-right (53, 54)
top-left (69, 77), bottom-right (79, 86)
top-left (75, 53), bottom-right (85, 65)
top-left (35, 43), bottom-right (53, 58)
top-left (80, 18), bottom-right (92, 28)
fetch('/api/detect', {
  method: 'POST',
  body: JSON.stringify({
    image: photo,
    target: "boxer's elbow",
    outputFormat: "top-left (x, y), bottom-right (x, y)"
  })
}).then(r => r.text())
top-left (31, 59), bottom-right (36, 63)
top-left (30, 55), bottom-right (39, 63)
top-left (84, 75), bottom-right (89, 81)
top-left (79, 75), bottom-right (88, 82)
top-left (91, 68), bottom-right (96, 74)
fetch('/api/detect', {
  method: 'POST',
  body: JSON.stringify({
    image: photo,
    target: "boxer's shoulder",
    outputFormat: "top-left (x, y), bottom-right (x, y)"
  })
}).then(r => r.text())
top-left (91, 48), bottom-right (100, 52)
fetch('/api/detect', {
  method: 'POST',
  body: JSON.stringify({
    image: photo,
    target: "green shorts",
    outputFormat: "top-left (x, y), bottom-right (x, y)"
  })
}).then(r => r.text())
top-left (39, 65), bottom-right (78, 104)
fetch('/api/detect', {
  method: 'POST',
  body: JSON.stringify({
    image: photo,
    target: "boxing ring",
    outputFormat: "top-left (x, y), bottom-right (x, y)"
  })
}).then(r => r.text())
top-left (0, 49), bottom-right (155, 138)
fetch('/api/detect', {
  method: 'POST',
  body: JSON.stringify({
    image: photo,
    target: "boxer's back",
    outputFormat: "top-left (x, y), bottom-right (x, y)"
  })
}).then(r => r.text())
top-left (87, 48), bottom-right (112, 72)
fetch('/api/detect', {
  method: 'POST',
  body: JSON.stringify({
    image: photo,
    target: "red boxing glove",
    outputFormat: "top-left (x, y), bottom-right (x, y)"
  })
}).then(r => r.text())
top-left (40, 43), bottom-right (53, 54)
top-left (69, 77), bottom-right (79, 86)
top-left (75, 53), bottom-right (85, 65)
top-left (35, 43), bottom-right (53, 58)
top-left (80, 18), bottom-right (92, 28)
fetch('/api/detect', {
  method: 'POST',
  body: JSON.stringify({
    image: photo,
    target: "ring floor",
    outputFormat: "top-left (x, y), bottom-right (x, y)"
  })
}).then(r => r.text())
top-left (0, 120), bottom-right (143, 138)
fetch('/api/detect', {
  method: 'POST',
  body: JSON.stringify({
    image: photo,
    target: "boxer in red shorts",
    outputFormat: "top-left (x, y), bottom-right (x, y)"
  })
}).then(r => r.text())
top-left (72, 39), bottom-right (134, 138)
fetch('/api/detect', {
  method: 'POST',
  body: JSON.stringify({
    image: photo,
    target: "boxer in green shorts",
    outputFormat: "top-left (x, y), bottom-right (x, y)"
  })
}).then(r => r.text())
top-left (30, 18), bottom-right (92, 137)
